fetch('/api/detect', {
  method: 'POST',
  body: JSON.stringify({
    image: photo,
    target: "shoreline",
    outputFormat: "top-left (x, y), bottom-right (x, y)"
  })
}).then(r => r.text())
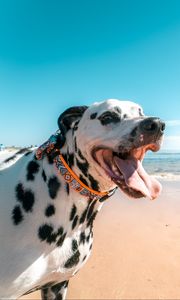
top-left (1, 149), bottom-right (180, 181)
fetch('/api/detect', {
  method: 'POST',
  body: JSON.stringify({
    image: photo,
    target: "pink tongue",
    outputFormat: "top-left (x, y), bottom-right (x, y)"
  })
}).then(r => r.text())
top-left (114, 156), bottom-right (162, 200)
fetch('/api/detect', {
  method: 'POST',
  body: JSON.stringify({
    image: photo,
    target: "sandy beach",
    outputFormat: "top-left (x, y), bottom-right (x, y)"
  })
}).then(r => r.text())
top-left (1, 0), bottom-right (180, 297)
top-left (20, 180), bottom-right (180, 299)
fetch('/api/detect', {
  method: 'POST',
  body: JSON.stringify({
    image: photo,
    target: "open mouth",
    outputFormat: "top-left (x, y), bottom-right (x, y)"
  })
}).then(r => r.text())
top-left (92, 144), bottom-right (162, 200)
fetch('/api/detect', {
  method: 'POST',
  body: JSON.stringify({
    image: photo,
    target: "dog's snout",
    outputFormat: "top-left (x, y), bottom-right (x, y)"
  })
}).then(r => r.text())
top-left (140, 117), bottom-right (165, 135)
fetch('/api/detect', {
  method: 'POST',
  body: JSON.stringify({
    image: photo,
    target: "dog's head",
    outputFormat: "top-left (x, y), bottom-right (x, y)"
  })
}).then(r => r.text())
top-left (58, 99), bottom-right (165, 200)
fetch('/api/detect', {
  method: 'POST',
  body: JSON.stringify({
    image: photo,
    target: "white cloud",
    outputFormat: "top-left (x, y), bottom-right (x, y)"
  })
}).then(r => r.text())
top-left (166, 120), bottom-right (180, 126)
top-left (162, 135), bottom-right (180, 150)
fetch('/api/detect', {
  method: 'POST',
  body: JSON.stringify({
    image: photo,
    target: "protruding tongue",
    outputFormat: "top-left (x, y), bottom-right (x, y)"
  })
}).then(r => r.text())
top-left (114, 156), bottom-right (162, 200)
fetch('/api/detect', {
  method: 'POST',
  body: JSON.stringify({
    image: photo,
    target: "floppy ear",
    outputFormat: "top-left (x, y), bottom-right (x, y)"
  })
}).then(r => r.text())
top-left (58, 106), bottom-right (88, 135)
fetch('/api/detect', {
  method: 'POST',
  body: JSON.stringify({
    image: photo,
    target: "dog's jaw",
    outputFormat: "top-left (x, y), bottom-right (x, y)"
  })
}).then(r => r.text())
top-left (59, 129), bottom-right (116, 194)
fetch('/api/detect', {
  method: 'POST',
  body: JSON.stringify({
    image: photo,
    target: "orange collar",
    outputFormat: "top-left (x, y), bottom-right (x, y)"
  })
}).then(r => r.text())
top-left (36, 131), bottom-right (116, 201)
top-left (58, 154), bottom-right (108, 197)
top-left (54, 154), bottom-right (117, 201)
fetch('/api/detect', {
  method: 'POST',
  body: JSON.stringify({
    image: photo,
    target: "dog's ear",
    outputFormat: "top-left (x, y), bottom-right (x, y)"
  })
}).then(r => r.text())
top-left (58, 106), bottom-right (88, 135)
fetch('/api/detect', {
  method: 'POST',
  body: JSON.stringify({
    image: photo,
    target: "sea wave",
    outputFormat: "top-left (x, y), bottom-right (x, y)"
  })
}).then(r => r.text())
top-left (153, 173), bottom-right (180, 181)
top-left (143, 151), bottom-right (180, 180)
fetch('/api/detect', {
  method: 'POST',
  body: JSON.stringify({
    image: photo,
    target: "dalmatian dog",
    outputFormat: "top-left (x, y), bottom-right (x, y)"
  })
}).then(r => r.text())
top-left (0, 99), bottom-right (165, 299)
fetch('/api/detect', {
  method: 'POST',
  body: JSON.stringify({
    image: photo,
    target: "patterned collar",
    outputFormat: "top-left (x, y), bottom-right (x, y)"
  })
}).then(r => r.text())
top-left (36, 131), bottom-right (117, 202)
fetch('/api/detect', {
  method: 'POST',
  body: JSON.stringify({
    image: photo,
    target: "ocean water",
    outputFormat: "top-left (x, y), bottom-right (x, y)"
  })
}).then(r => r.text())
top-left (1, 149), bottom-right (180, 180)
top-left (143, 151), bottom-right (180, 180)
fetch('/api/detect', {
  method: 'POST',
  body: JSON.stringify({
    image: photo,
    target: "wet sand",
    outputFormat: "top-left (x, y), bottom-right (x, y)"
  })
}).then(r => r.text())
top-left (21, 180), bottom-right (180, 299)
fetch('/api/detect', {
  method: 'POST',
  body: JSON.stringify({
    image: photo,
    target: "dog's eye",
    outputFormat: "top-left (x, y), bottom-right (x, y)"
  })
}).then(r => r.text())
top-left (98, 111), bottom-right (121, 125)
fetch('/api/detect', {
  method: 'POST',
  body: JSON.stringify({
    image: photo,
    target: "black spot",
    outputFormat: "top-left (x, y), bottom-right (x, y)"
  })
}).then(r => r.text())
top-left (54, 137), bottom-right (65, 152)
top-left (79, 232), bottom-right (86, 245)
top-left (12, 205), bottom-right (24, 225)
top-left (123, 114), bottom-right (128, 119)
top-left (57, 292), bottom-right (63, 300)
top-left (26, 160), bottom-right (40, 181)
top-left (22, 190), bottom-right (35, 212)
top-left (70, 204), bottom-right (77, 221)
top-left (130, 126), bottom-right (138, 137)
top-left (41, 287), bottom-right (49, 299)
top-left (68, 153), bottom-right (74, 168)
top-left (79, 205), bottom-right (89, 224)
top-left (47, 155), bottom-right (54, 164)
top-left (33, 154), bottom-right (38, 160)
top-left (72, 215), bottom-right (79, 230)
top-left (89, 244), bottom-right (93, 250)
top-left (114, 107), bottom-right (122, 114)
top-left (57, 226), bottom-right (64, 236)
top-left (39, 224), bottom-right (61, 244)
top-left (87, 211), bottom-right (98, 228)
top-left (83, 255), bottom-right (87, 262)
top-left (77, 149), bottom-right (86, 161)
top-left (64, 281), bottom-right (69, 288)
top-left (98, 111), bottom-right (121, 125)
top-left (90, 112), bottom-right (97, 119)
top-left (139, 108), bottom-right (144, 116)
top-left (38, 224), bottom-right (55, 244)
top-left (79, 174), bottom-right (88, 186)
top-left (51, 289), bottom-right (62, 300)
top-left (45, 204), bottom-right (55, 217)
top-left (42, 170), bottom-right (47, 182)
top-left (72, 239), bottom-right (78, 252)
top-left (38, 224), bottom-right (65, 246)
top-left (65, 183), bottom-right (69, 195)
top-left (76, 158), bottom-right (89, 177)
top-left (50, 149), bottom-right (60, 160)
top-left (64, 250), bottom-right (80, 268)
top-left (87, 200), bottom-right (96, 221)
top-left (62, 153), bottom-right (67, 163)
top-left (51, 281), bottom-right (69, 295)
top-left (88, 174), bottom-right (100, 191)
top-left (48, 176), bottom-right (61, 199)
top-left (15, 183), bottom-right (24, 202)
top-left (86, 234), bottom-right (90, 243)
top-left (99, 194), bottom-right (111, 202)
top-left (56, 232), bottom-right (66, 247)
top-left (15, 183), bottom-right (35, 212)
top-left (74, 137), bottom-right (77, 152)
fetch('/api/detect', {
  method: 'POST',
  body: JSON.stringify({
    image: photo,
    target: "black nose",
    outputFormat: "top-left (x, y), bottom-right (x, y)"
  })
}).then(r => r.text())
top-left (139, 117), bottom-right (165, 135)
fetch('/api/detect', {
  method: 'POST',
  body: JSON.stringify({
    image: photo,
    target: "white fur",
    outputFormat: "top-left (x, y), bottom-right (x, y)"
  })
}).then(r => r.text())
top-left (0, 99), bottom-right (145, 298)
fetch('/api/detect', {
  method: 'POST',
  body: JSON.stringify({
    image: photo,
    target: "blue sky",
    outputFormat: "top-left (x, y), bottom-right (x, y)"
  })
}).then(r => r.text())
top-left (0, 0), bottom-right (180, 149)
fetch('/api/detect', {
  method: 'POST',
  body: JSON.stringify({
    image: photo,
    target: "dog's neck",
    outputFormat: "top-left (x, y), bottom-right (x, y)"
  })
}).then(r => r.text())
top-left (59, 130), bottom-right (116, 194)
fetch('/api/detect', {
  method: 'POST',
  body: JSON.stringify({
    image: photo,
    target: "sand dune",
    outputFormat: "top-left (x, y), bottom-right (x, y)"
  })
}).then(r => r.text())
top-left (20, 181), bottom-right (180, 299)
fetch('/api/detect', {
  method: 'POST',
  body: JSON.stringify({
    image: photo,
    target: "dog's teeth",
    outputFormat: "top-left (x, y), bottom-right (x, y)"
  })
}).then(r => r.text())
top-left (113, 165), bottom-right (122, 176)
top-left (112, 164), bottom-right (117, 171)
